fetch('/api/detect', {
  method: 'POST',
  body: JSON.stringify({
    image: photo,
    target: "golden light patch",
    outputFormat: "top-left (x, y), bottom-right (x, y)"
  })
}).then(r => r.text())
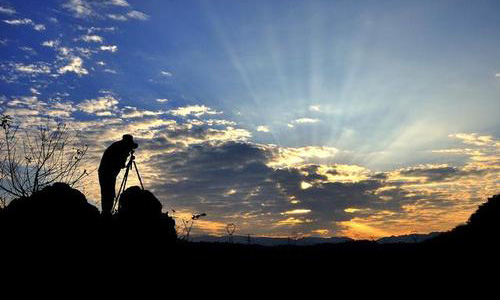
top-left (300, 181), bottom-right (312, 189)
top-left (171, 210), bottom-right (227, 235)
top-left (276, 217), bottom-right (312, 226)
top-left (289, 196), bottom-right (300, 204)
top-left (281, 209), bottom-right (311, 215)
top-left (450, 133), bottom-right (497, 147)
top-left (339, 220), bottom-right (390, 239)
top-left (194, 219), bottom-right (228, 235)
top-left (266, 146), bottom-right (338, 167)
top-left (374, 185), bottom-right (397, 194)
top-left (256, 125), bottom-right (270, 132)
top-left (224, 189), bottom-right (237, 196)
top-left (311, 229), bottom-right (329, 235)
top-left (317, 164), bottom-right (370, 183)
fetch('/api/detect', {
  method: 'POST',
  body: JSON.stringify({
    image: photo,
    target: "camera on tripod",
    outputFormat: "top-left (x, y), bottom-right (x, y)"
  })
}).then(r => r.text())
top-left (112, 150), bottom-right (144, 213)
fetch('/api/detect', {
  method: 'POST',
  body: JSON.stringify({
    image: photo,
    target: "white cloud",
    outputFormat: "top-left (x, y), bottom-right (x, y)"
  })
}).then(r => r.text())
top-left (51, 102), bottom-right (77, 115)
top-left (78, 95), bottom-right (119, 114)
top-left (45, 109), bottom-right (72, 118)
top-left (33, 24), bottom-right (45, 31)
top-left (63, 0), bottom-right (93, 18)
top-left (0, 6), bottom-right (16, 15)
top-left (127, 10), bottom-right (149, 20)
top-left (15, 63), bottom-right (51, 74)
top-left (58, 47), bottom-right (71, 56)
top-left (170, 105), bottom-right (221, 117)
top-left (107, 10), bottom-right (149, 21)
top-left (7, 96), bottom-right (40, 107)
top-left (19, 46), bottom-right (36, 55)
top-left (95, 111), bottom-right (113, 116)
top-left (267, 146), bottom-right (339, 167)
top-left (42, 40), bottom-right (59, 47)
top-left (58, 57), bottom-right (88, 75)
top-left (204, 119), bottom-right (237, 126)
top-left (100, 45), bottom-right (118, 52)
top-left (107, 14), bottom-right (127, 21)
top-left (3, 18), bottom-right (33, 25)
top-left (121, 108), bottom-right (166, 118)
top-left (103, 68), bottom-right (117, 74)
top-left (495, 73), bottom-right (500, 78)
top-left (257, 125), bottom-right (270, 132)
top-left (108, 0), bottom-right (130, 6)
top-left (200, 127), bottom-right (251, 143)
top-left (63, 0), bottom-right (144, 23)
top-left (294, 118), bottom-right (321, 124)
top-left (450, 133), bottom-right (499, 147)
top-left (3, 18), bottom-right (45, 31)
top-left (2, 108), bottom-right (39, 116)
top-left (309, 105), bottom-right (321, 112)
top-left (80, 35), bottom-right (103, 43)
top-left (76, 47), bottom-right (94, 57)
top-left (156, 98), bottom-right (169, 103)
top-left (160, 71), bottom-right (172, 77)
top-left (3, 99), bottom-right (78, 121)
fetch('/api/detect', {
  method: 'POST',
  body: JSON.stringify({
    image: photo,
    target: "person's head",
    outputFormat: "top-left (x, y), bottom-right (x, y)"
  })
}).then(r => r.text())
top-left (122, 134), bottom-right (138, 149)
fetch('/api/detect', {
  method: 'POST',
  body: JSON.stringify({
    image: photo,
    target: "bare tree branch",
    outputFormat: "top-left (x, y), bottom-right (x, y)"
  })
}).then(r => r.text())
top-left (0, 115), bottom-right (89, 203)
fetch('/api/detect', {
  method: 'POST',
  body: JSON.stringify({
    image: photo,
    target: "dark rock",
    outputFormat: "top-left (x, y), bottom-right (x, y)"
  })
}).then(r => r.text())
top-left (0, 183), bottom-right (177, 246)
top-left (117, 186), bottom-right (177, 242)
top-left (118, 186), bottom-right (162, 219)
top-left (2, 182), bottom-right (100, 238)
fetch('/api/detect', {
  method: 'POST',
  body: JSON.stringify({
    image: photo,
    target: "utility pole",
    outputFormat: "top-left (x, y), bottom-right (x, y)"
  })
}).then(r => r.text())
top-left (226, 223), bottom-right (236, 243)
top-left (246, 233), bottom-right (253, 244)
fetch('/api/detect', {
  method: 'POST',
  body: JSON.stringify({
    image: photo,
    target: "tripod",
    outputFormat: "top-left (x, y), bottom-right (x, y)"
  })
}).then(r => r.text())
top-left (111, 151), bottom-right (144, 214)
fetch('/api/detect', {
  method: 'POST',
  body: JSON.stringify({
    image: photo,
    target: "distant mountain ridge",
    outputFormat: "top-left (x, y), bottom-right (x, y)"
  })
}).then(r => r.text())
top-left (190, 235), bottom-right (352, 246)
top-left (190, 232), bottom-right (442, 246)
top-left (377, 232), bottom-right (442, 244)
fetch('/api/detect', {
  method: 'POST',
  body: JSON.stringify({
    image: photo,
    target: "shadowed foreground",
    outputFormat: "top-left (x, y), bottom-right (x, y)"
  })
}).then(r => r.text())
top-left (1, 183), bottom-right (499, 272)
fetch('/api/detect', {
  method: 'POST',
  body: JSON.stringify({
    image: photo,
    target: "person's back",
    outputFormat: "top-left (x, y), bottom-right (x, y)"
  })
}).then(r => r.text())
top-left (98, 134), bottom-right (138, 215)
top-left (99, 140), bottom-right (133, 176)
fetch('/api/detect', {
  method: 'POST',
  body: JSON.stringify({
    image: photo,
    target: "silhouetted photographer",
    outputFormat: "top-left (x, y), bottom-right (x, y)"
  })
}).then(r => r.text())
top-left (98, 134), bottom-right (138, 216)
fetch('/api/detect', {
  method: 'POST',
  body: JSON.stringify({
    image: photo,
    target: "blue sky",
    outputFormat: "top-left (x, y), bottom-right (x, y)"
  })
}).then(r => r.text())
top-left (1, 0), bottom-right (499, 238)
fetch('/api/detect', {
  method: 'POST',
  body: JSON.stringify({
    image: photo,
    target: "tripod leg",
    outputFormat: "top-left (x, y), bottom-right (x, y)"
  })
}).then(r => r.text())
top-left (112, 163), bottom-right (131, 213)
top-left (133, 161), bottom-right (144, 190)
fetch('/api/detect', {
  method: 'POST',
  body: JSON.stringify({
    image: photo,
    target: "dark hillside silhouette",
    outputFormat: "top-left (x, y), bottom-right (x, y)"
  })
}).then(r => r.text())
top-left (0, 178), bottom-right (498, 270)
top-left (427, 194), bottom-right (500, 244)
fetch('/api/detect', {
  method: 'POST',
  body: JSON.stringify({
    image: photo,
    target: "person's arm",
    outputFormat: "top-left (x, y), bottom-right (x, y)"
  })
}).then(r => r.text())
top-left (119, 150), bottom-right (130, 168)
top-left (120, 144), bottom-right (137, 168)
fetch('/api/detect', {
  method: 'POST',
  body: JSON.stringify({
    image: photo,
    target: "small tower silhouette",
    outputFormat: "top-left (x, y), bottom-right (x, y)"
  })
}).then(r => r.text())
top-left (226, 223), bottom-right (236, 243)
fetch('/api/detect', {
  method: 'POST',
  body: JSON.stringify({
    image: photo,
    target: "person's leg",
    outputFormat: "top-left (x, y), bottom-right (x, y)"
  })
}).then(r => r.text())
top-left (99, 172), bottom-right (116, 215)
top-left (109, 175), bottom-right (116, 209)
